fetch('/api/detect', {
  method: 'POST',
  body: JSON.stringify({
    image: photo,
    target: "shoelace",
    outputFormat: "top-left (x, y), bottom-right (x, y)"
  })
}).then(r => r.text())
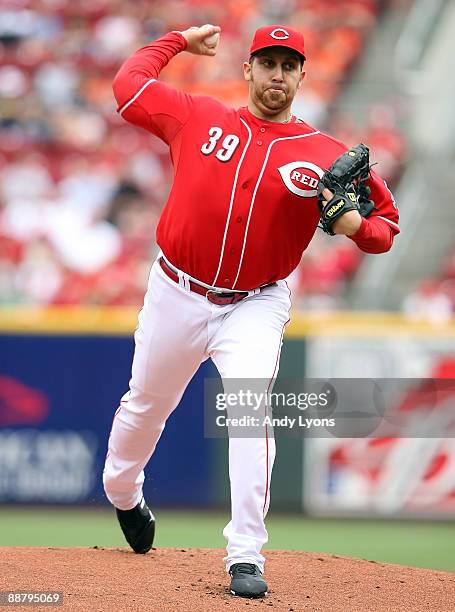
top-left (231, 563), bottom-right (257, 575)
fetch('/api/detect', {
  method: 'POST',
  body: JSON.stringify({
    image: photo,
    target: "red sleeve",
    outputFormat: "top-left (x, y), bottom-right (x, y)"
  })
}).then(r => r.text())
top-left (112, 31), bottom-right (194, 144)
top-left (349, 169), bottom-right (400, 253)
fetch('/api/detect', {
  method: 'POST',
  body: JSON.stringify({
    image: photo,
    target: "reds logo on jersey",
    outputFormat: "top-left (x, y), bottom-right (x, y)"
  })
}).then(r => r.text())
top-left (278, 161), bottom-right (324, 198)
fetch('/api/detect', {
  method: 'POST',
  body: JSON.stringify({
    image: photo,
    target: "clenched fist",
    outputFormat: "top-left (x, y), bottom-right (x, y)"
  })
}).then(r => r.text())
top-left (180, 24), bottom-right (221, 56)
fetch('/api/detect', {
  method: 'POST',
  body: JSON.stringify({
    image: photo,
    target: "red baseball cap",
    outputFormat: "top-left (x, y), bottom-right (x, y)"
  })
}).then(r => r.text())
top-left (249, 25), bottom-right (306, 61)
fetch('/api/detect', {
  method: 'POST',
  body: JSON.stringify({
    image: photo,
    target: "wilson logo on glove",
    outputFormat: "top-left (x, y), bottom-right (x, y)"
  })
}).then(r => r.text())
top-left (326, 200), bottom-right (344, 217)
top-left (317, 143), bottom-right (375, 235)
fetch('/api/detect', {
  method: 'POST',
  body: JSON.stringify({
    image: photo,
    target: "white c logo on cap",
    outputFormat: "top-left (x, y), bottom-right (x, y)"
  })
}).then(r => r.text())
top-left (270, 28), bottom-right (290, 40)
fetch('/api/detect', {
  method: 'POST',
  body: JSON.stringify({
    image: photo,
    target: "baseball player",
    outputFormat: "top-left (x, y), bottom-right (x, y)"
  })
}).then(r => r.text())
top-left (103, 23), bottom-right (399, 598)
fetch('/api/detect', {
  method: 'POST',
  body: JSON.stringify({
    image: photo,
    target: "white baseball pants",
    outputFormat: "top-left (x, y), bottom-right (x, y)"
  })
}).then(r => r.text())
top-left (103, 259), bottom-right (291, 572)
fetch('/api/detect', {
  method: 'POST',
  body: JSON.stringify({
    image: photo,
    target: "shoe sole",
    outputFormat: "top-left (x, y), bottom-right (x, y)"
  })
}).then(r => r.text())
top-left (230, 590), bottom-right (267, 598)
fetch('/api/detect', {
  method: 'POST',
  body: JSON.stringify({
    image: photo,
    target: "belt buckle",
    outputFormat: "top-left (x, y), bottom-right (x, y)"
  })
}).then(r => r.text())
top-left (206, 289), bottom-right (232, 305)
top-left (206, 289), bottom-right (248, 306)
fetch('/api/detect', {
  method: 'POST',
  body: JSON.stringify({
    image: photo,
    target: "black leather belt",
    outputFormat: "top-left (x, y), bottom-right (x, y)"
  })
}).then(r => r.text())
top-left (159, 258), bottom-right (275, 306)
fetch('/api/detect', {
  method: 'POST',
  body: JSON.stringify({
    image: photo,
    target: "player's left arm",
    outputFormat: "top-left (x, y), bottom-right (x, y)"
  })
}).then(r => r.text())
top-left (347, 169), bottom-right (399, 254)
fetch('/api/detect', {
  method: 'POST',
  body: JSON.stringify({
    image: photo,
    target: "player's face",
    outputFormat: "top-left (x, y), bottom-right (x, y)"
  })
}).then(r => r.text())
top-left (243, 48), bottom-right (305, 121)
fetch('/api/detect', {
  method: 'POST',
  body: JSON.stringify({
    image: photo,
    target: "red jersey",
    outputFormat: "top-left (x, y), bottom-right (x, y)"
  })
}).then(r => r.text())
top-left (113, 32), bottom-right (399, 291)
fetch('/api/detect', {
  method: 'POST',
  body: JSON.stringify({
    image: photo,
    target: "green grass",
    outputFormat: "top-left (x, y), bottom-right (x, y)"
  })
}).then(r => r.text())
top-left (0, 508), bottom-right (454, 572)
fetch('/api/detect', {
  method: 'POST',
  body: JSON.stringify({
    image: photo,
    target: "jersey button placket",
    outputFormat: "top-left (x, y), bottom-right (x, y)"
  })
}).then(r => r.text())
top-left (257, 127), bottom-right (264, 145)
top-left (215, 127), bottom-right (266, 288)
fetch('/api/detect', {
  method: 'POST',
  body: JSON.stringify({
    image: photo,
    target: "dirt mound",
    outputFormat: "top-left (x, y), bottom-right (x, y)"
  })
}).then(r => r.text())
top-left (1, 547), bottom-right (454, 611)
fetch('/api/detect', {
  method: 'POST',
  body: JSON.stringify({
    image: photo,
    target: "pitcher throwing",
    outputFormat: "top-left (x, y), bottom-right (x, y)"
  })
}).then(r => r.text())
top-left (103, 23), bottom-right (399, 598)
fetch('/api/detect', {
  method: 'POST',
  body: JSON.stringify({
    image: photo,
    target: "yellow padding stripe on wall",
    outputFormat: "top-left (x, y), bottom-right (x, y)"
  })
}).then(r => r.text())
top-left (287, 312), bottom-right (455, 338)
top-left (0, 307), bottom-right (137, 336)
top-left (1, 307), bottom-right (455, 338)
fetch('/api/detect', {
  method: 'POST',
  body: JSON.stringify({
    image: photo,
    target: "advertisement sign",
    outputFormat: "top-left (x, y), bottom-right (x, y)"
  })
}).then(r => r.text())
top-left (304, 335), bottom-right (455, 517)
top-left (0, 334), bottom-right (215, 506)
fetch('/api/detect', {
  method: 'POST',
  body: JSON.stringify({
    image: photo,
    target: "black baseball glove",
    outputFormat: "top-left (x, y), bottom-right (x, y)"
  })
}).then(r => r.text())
top-left (317, 143), bottom-right (376, 235)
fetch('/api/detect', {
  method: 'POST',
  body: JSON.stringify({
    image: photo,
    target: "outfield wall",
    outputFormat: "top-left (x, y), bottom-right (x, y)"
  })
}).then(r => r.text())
top-left (1, 308), bottom-right (454, 516)
top-left (302, 322), bottom-right (455, 518)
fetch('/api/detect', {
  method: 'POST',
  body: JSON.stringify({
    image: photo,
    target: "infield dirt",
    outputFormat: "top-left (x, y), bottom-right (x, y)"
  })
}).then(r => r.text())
top-left (1, 547), bottom-right (454, 611)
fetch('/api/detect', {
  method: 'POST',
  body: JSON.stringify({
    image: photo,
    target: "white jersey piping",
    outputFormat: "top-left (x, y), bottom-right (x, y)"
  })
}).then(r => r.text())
top-left (376, 215), bottom-right (400, 231)
top-left (118, 78), bottom-right (157, 115)
top-left (212, 118), bottom-right (252, 286)
top-left (232, 130), bottom-right (320, 289)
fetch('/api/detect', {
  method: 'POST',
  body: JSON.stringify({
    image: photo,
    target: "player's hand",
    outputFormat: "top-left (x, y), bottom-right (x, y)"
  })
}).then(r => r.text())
top-left (180, 24), bottom-right (221, 56)
top-left (321, 188), bottom-right (362, 236)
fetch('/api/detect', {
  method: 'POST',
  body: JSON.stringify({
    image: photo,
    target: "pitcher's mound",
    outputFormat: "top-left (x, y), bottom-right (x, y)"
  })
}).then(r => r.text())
top-left (2, 547), bottom-right (454, 611)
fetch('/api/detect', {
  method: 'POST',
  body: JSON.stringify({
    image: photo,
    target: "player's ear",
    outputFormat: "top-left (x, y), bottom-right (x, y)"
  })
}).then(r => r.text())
top-left (243, 61), bottom-right (252, 82)
top-left (298, 70), bottom-right (306, 89)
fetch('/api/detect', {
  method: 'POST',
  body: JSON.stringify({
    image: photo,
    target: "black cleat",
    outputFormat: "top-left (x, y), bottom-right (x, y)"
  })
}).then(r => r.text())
top-left (115, 497), bottom-right (155, 554)
top-left (229, 563), bottom-right (268, 598)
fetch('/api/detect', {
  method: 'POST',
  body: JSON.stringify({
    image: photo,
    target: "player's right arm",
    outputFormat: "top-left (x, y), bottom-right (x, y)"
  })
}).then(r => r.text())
top-left (112, 24), bottom-right (221, 144)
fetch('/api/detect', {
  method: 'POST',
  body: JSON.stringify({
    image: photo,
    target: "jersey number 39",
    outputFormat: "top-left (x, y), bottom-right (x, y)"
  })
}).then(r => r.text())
top-left (201, 127), bottom-right (240, 162)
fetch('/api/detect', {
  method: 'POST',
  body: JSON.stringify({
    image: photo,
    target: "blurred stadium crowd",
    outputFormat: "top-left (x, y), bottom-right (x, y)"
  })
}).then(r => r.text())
top-left (0, 0), bottom-right (407, 308)
top-left (402, 254), bottom-right (455, 325)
